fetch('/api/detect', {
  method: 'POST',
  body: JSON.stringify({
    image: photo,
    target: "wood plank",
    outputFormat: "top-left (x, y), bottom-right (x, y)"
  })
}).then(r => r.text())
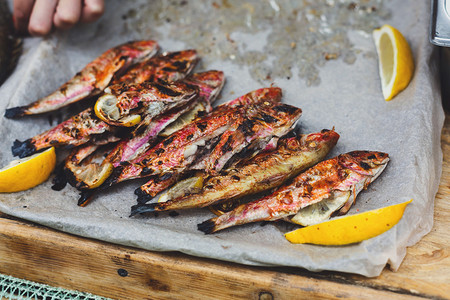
top-left (0, 215), bottom-right (429, 300)
top-left (0, 113), bottom-right (448, 299)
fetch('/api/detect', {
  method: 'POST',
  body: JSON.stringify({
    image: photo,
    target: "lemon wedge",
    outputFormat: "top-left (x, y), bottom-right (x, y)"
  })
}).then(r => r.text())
top-left (285, 199), bottom-right (412, 245)
top-left (373, 24), bottom-right (414, 101)
top-left (158, 176), bottom-right (204, 203)
top-left (159, 103), bottom-right (206, 137)
top-left (66, 161), bottom-right (113, 190)
top-left (94, 94), bottom-right (141, 127)
top-left (0, 147), bottom-right (56, 193)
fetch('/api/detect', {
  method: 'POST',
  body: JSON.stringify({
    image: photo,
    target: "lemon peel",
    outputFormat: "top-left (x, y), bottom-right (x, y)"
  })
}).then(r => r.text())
top-left (284, 199), bottom-right (412, 245)
top-left (0, 147), bottom-right (56, 193)
top-left (373, 24), bottom-right (414, 101)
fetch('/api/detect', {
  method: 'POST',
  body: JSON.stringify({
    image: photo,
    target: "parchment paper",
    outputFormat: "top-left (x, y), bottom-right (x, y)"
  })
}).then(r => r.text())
top-left (0, 0), bottom-right (444, 277)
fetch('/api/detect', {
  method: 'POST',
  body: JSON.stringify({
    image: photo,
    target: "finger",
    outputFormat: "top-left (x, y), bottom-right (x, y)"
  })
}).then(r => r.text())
top-left (80, 0), bottom-right (104, 23)
top-left (53, 0), bottom-right (82, 30)
top-left (28, 0), bottom-right (57, 36)
top-left (13, 0), bottom-right (35, 34)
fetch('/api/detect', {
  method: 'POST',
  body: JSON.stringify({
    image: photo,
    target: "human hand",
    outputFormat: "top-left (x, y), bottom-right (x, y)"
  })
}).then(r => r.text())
top-left (13, 0), bottom-right (105, 36)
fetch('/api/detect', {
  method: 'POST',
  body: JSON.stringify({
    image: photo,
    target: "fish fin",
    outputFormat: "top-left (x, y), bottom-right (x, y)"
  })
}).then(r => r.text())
top-left (51, 162), bottom-right (68, 191)
top-left (129, 203), bottom-right (158, 217)
top-left (197, 219), bottom-right (218, 234)
top-left (4, 106), bottom-right (27, 118)
top-left (11, 139), bottom-right (36, 158)
top-left (134, 187), bottom-right (153, 203)
top-left (78, 190), bottom-right (95, 207)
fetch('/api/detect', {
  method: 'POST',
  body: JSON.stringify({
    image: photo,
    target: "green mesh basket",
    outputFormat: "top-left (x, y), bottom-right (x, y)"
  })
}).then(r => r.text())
top-left (0, 274), bottom-right (111, 300)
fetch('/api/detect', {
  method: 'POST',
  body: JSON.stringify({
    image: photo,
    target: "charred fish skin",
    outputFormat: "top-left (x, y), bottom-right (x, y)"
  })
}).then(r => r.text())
top-left (197, 102), bottom-right (302, 173)
top-left (11, 47), bottom-right (199, 158)
top-left (197, 151), bottom-right (389, 234)
top-left (98, 80), bottom-right (199, 127)
top-left (113, 87), bottom-right (283, 185)
top-left (111, 49), bottom-right (198, 86)
top-left (134, 129), bottom-right (340, 214)
top-left (0, 0), bottom-right (22, 86)
top-left (70, 71), bottom-right (225, 196)
top-left (4, 40), bottom-right (159, 118)
top-left (106, 70), bottom-right (226, 165)
top-left (11, 107), bottom-right (113, 157)
top-left (131, 90), bottom-right (297, 203)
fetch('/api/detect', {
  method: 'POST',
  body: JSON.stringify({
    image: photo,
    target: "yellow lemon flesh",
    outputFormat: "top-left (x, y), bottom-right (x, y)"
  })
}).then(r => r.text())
top-left (94, 94), bottom-right (141, 127)
top-left (373, 24), bottom-right (414, 101)
top-left (66, 161), bottom-right (113, 190)
top-left (0, 147), bottom-right (56, 193)
top-left (158, 176), bottom-right (204, 203)
top-left (159, 102), bottom-right (206, 137)
top-left (285, 199), bottom-right (412, 245)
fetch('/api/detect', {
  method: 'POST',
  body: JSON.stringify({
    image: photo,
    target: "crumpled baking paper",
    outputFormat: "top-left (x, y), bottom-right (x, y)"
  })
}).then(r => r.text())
top-left (0, 0), bottom-right (444, 277)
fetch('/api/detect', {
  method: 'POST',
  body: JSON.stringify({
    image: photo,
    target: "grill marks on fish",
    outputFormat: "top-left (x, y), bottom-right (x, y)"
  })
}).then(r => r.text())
top-left (113, 87), bottom-right (282, 186)
top-left (5, 40), bottom-right (160, 118)
top-left (197, 151), bottom-right (389, 234)
top-left (133, 130), bottom-right (339, 214)
top-left (11, 107), bottom-right (114, 158)
top-left (111, 49), bottom-right (198, 86)
top-left (10, 51), bottom-right (203, 158)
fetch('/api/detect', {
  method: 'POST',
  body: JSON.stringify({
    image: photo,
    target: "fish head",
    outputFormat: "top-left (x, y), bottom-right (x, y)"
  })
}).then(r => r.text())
top-left (301, 129), bottom-right (340, 149)
top-left (184, 70), bottom-right (225, 105)
top-left (229, 87), bottom-right (282, 108)
top-left (155, 49), bottom-right (199, 82)
top-left (340, 151), bottom-right (389, 177)
top-left (252, 104), bottom-right (302, 134)
top-left (120, 40), bottom-right (160, 62)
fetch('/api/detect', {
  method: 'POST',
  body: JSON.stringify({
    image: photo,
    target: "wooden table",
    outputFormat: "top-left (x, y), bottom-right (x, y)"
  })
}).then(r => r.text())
top-left (0, 113), bottom-right (448, 300)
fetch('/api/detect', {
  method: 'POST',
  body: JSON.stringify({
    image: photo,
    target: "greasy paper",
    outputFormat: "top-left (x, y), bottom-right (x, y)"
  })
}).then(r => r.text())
top-left (0, 0), bottom-right (444, 277)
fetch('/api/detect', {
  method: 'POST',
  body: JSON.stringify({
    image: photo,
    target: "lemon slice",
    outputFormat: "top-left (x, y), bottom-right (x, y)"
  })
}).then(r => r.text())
top-left (94, 94), bottom-right (141, 127)
top-left (285, 199), bottom-right (412, 245)
top-left (290, 191), bottom-right (351, 226)
top-left (0, 147), bottom-right (56, 193)
top-left (158, 176), bottom-right (204, 203)
top-left (66, 161), bottom-right (113, 190)
top-left (373, 24), bottom-right (414, 101)
top-left (159, 102), bottom-right (206, 137)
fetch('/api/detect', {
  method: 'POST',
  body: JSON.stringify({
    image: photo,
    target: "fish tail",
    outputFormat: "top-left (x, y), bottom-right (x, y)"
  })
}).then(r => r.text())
top-left (129, 203), bottom-right (158, 217)
top-left (4, 106), bottom-right (27, 118)
top-left (197, 218), bottom-right (219, 234)
top-left (11, 138), bottom-right (36, 158)
top-left (134, 187), bottom-right (153, 203)
top-left (77, 189), bottom-right (96, 207)
top-left (51, 162), bottom-right (68, 191)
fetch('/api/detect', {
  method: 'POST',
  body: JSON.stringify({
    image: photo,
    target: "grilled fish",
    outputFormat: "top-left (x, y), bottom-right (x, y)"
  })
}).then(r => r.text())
top-left (94, 81), bottom-right (198, 127)
top-left (107, 70), bottom-right (225, 165)
top-left (111, 87), bottom-right (285, 185)
top-left (4, 40), bottom-right (159, 118)
top-left (130, 129), bottom-right (340, 215)
top-left (110, 50), bottom-right (198, 86)
top-left (0, 0), bottom-right (22, 86)
top-left (197, 151), bottom-right (389, 234)
top-left (133, 98), bottom-right (301, 200)
top-left (11, 50), bottom-right (200, 158)
top-left (67, 71), bottom-right (225, 193)
top-left (11, 107), bottom-right (115, 158)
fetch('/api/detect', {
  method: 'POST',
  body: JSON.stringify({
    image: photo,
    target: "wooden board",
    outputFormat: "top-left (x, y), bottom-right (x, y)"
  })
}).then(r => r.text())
top-left (0, 114), bottom-right (449, 299)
